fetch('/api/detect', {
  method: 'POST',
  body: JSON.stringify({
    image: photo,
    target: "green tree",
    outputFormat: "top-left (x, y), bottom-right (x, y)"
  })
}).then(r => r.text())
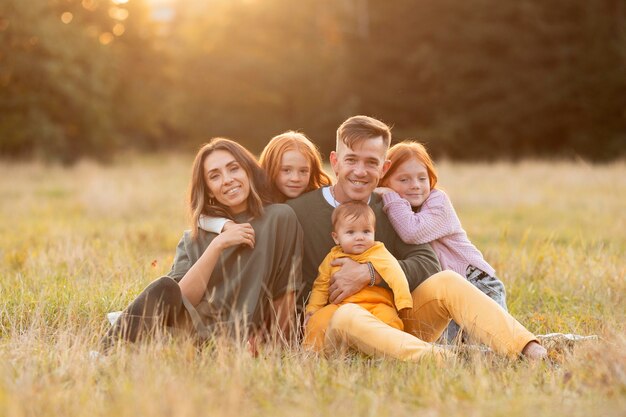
top-left (167, 0), bottom-right (349, 153)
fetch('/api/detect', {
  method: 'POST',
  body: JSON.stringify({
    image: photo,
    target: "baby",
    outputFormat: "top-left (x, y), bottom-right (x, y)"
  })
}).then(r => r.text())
top-left (303, 201), bottom-right (413, 352)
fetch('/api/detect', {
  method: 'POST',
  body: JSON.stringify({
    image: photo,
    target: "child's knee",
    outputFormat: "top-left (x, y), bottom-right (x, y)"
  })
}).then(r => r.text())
top-left (327, 304), bottom-right (361, 332)
top-left (371, 306), bottom-right (403, 331)
top-left (303, 305), bottom-right (339, 351)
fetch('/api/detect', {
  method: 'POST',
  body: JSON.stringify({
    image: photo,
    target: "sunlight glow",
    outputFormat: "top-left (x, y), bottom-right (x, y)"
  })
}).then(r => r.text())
top-left (81, 0), bottom-right (97, 11)
top-left (61, 12), bottom-right (73, 24)
top-left (112, 23), bottom-right (125, 36)
top-left (99, 32), bottom-right (114, 45)
top-left (85, 25), bottom-right (99, 38)
top-left (112, 0), bottom-right (129, 5)
top-left (109, 7), bottom-right (130, 21)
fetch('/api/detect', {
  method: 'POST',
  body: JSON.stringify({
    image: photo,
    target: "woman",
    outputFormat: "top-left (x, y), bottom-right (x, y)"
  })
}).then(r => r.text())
top-left (101, 138), bottom-right (303, 351)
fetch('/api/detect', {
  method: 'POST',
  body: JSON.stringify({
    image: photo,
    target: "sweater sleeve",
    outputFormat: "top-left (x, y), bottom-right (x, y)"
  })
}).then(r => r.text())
top-left (198, 215), bottom-right (230, 234)
top-left (368, 244), bottom-right (413, 310)
top-left (382, 190), bottom-right (457, 245)
top-left (167, 233), bottom-right (193, 282)
top-left (305, 252), bottom-right (334, 314)
top-left (394, 241), bottom-right (441, 291)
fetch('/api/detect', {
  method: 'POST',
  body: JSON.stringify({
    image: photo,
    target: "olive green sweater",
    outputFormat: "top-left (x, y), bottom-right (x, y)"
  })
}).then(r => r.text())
top-left (167, 204), bottom-right (303, 333)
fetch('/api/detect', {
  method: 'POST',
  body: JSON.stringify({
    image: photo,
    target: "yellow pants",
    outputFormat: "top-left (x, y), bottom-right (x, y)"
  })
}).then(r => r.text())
top-left (304, 285), bottom-right (403, 352)
top-left (308, 270), bottom-right (537, 362)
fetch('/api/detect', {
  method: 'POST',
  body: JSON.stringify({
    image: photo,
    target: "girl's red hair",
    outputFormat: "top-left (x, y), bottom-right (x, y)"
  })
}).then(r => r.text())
top-left (380, 141), bottom-right (438, 190)
top-left (260, 131), bottom-right (332, 202)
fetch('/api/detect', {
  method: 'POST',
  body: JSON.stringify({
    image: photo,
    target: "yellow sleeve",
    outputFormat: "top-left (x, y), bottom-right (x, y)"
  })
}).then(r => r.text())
top-left (305, 252), bottom-right (334, 314)
top-left (368, 245), bottom-right (413, 310)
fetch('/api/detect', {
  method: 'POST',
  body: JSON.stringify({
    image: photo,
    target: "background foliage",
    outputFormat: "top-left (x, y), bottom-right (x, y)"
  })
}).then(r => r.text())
top-left (1, 0), bottom-right (624, 162)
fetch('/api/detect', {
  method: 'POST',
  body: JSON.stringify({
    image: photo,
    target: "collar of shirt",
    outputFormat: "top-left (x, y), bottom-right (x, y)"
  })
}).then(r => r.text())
top-left (321, 186), bottom-right (371, 208)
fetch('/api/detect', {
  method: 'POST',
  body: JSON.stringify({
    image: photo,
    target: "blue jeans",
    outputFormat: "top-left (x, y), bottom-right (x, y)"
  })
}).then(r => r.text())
top-left (439, 265), bottom-right (508, 343)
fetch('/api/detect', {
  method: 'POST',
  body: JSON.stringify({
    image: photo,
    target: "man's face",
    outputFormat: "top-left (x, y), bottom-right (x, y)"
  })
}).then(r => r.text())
top-left (330, 137), bottom-right (389, 203)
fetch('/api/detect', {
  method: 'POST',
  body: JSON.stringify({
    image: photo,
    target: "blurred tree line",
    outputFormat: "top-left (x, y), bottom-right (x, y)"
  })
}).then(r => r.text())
top-left (1, 0), bottom-right (624, 163)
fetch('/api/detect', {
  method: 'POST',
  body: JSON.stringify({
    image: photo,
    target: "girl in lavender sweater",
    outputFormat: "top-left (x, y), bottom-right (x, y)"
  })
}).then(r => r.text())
top-left (374, 141), bottom-right (507, 342)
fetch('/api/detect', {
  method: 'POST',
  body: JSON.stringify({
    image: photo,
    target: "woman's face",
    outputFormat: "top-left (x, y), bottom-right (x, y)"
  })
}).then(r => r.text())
top-left (386, 158), bottom-right (431, 208)
top-left (275, 150), bottom-right (311, 199)
top-left (203, 150), bottom-right (251, 214)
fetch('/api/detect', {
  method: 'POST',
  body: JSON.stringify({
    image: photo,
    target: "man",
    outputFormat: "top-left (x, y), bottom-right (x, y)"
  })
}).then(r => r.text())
top-left (288, 116), bottom-right (440, 306)
top-left (287, 115), bottom-right (547, 361)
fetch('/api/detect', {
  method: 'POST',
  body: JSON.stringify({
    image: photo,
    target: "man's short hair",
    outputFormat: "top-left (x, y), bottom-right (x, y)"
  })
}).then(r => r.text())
top-left (331, 200), bottom-right (376, 231)
top-left (336, 115), bottom-right (392, 151)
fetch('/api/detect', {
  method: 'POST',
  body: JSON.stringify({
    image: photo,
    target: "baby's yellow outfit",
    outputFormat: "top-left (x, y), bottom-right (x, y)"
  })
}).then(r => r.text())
top-left (304, 241), bottom-right (412, 352)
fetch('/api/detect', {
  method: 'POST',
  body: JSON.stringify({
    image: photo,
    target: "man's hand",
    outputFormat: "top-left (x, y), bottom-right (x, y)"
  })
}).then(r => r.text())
top-left (328, 258), bottom-right (371, 303)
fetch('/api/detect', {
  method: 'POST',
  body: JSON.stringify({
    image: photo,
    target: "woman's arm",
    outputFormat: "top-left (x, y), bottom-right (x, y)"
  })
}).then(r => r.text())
top-left (178, 223), bottom-right (255, 306)
top-left (382, 190), bottom-right (457, 245)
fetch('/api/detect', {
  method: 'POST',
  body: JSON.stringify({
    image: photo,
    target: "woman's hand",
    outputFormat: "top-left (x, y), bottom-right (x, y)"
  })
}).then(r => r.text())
top-left (373, 186), bottom-right (395, 196)
top-left (212, 222), bottom-right (255, 250)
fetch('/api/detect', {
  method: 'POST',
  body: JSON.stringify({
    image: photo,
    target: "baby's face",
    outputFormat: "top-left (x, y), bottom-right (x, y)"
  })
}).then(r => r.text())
top-left (331, 215), bottom-right (375, 255)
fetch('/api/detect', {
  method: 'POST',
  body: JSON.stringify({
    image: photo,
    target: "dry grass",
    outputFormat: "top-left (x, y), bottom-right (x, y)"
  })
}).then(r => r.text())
top-left (0, 156), bottom-right (624, 417)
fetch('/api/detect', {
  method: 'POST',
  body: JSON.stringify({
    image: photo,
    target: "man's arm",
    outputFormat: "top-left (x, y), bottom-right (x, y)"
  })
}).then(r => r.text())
top-left (327, 239), bottom-right (440, 302)
top-left (374, 197), bottom-right (442, 291)
top-left (395, 241), bottom-right (441, 291)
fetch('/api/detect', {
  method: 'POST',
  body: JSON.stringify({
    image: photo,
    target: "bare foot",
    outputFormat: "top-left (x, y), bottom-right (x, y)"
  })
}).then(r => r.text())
top-left (522, 341), bottom-right (548, 360)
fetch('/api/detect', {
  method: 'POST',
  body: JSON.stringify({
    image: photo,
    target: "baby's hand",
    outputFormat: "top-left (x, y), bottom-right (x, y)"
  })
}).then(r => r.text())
top-left (398, 308), bottom-right (412, 320)
top-left (247, 334), bottom-right (259, 357)
top-left (303, 312), bottom-right (314, 328)
top-left (373, 186), bottom-right (395, 196)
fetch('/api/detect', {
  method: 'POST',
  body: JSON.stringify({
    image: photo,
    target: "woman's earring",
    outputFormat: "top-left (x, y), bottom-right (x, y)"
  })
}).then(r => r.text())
top-left (209, 196), bottom-right (215, 205)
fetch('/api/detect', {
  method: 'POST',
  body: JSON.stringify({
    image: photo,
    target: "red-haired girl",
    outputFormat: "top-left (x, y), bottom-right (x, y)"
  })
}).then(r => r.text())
top-left (376, 141), bottom-right (507, 341)
top-left (199, 131), bottom-right (331, 232)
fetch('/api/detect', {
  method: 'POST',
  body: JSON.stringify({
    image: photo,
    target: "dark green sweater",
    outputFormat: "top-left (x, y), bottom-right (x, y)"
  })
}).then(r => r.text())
top-left (287, 189), bottom-right (441, 306)
top-left (167, 204), bottom-right (303, 332)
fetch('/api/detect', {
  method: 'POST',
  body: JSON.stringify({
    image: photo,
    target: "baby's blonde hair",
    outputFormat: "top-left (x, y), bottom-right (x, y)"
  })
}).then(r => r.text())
top-left (331, 201), bottom-right (376, 232)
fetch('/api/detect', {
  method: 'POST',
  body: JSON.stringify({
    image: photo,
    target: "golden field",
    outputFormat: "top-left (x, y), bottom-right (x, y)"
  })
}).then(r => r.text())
top-left (0, 156), bottom-right (624, 417)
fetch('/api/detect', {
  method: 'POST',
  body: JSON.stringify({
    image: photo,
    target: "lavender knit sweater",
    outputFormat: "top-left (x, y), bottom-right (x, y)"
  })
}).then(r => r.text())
top-left (382, 189), bottom-right (495, 277)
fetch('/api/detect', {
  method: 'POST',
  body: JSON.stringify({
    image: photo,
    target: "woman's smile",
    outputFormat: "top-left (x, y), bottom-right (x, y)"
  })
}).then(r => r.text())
top-left (204, 150), bottom-right (251, 214)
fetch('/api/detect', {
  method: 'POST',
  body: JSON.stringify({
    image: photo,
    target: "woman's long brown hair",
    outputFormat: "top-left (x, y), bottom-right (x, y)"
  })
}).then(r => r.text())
top-left (188, 138), bottom-right (272, 240)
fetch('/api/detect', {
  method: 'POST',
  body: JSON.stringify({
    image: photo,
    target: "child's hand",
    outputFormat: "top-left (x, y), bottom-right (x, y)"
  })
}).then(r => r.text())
top-left (221, 220), bottom-right (236, 232)
top-left (303, 312), bottom-right (313, 328)
top-left (373, 186), bottom-right (395, 196)
top-left (398, 308), bottom-right (412, 320)
top-left (247, 334), bottom-right (259, 357)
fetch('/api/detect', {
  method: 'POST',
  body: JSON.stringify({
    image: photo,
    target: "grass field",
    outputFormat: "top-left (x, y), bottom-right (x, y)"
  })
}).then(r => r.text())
top-left (0, 156), bottom-right (624, 417)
